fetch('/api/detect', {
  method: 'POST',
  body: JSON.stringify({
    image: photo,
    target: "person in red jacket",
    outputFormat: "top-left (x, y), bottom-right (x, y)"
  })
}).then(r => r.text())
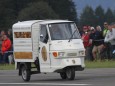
top-left (82, 30), bottom-right (92, 60)
top-left (1, 35), bottom-right (11, 63)
top-left (82, 31), bottom-right (90, 48)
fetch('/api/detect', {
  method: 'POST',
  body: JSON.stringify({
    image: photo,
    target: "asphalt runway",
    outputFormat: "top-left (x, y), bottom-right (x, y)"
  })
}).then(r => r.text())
top-left (0, 68), bottom-right (115, 86)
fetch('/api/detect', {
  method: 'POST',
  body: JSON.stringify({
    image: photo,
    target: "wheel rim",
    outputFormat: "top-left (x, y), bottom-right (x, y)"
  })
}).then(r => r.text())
top-left (22, 68), bottom-right (27, 80)
top-left (66, 67), bottom-right (75, 80)
top-left (66, 68), bottom-right (71, 79)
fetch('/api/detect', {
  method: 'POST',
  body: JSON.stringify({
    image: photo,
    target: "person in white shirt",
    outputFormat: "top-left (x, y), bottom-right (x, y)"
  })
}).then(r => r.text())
top-left (104, 22), bottom-right (115, 59)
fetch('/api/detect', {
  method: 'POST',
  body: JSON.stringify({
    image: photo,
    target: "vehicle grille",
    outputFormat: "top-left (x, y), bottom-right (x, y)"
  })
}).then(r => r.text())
top-left (67, 53), bottom-right (77, 56)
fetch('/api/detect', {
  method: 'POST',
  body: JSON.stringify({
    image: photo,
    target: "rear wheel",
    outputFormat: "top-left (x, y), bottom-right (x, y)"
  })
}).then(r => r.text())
top-left (21, 65), bottom-right (31, 81)
top-left (60, 72), bottom-right (67, 79)
top-left (66, 67), bottom-right (75, 80)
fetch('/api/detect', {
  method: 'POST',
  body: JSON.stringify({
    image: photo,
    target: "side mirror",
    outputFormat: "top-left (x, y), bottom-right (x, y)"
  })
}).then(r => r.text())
top-left (40, 34), bottom-right (43, 38)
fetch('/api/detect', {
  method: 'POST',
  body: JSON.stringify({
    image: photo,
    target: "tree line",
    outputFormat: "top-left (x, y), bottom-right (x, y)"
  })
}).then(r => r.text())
top-left (0, 0), bottom-right (115, 30)
top-left (79, 5), bottom-right (115, 28)
top-left (0, 0), bottom-right (77, 30)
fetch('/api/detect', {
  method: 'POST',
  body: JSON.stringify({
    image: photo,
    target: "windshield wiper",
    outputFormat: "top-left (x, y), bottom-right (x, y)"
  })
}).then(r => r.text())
top-left (68, 29), bottom-right (77, 42)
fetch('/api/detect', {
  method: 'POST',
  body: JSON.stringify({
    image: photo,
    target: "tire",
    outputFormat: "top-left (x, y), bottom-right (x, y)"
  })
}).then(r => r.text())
top-left (66, 67), bottom-right (75, 80)
top-left (21, 65), bottom-right (31, 81)
top-left (60, 72), bottom-right (67, 79)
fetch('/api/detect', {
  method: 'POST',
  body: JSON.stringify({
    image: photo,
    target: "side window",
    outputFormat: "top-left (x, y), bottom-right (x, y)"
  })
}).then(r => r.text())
top-left (40, 25), bottom-right (48, 43)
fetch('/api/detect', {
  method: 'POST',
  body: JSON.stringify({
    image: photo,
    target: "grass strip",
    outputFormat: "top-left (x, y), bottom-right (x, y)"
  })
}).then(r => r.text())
top-left (0, 60), bottom-right (115, 70)
top-left (85, 60), bottom-right (115, 68)
top-left (0, 64), bottom-right (15, 70)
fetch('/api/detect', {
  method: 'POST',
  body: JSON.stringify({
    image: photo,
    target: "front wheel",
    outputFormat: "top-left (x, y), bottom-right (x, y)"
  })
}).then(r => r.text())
top-left (21, 65), bottom-right (31, 81)
top-left (66, 67), bottom-right (75, 80)
top-left (60, 72), bottom-right (67, 79)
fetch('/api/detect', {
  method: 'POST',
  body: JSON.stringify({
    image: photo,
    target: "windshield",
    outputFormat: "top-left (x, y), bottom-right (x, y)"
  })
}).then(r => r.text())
top-left (48, 22), bottom-right (80, 40)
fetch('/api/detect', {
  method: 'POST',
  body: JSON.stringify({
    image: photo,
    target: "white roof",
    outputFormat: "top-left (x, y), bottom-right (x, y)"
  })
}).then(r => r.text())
top-left (13, 20), bottom-right (73, 28)
top-left (39, 20), bottom-right (73, 24)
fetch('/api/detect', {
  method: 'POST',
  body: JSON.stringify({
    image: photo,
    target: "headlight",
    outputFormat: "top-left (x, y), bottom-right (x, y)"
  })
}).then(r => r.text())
top-left (79, 50), bottom-right (85, 56)
top-left (58, 52), bottom-right (65, 57)
top-left (52, 52), bottom-right (65, 58)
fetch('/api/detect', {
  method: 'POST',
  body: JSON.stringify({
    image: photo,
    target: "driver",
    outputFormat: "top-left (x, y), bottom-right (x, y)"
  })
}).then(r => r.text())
top-left (50, 25), bottom-right (62, 40)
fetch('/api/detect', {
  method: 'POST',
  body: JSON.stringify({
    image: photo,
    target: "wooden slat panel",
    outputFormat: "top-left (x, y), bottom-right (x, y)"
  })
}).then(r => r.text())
top-left (14, 32), bottom-right (31, 38)
top-left (14, 52), bottom-right (32, 59)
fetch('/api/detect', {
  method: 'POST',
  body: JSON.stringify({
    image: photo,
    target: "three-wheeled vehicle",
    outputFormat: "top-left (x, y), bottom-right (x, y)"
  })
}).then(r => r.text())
top-left (12, 20), bottom-right (85, 81)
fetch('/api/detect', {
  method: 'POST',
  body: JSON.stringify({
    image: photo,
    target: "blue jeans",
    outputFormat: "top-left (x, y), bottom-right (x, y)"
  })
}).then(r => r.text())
top-left (0, 54), bottom-right (2, 63)
top-left (111, 45), bottom-right (115, 59)
top-left (2, 52), bottom-right (9, 63)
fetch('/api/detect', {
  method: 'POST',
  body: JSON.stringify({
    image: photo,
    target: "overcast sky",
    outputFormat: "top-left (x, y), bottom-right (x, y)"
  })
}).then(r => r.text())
top-left (73, 0), bottom-right (115, 17)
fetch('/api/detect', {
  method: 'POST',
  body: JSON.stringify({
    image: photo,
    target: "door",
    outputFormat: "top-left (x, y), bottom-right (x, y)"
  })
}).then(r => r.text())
top-left (39, 25), bottom-right (50, 71)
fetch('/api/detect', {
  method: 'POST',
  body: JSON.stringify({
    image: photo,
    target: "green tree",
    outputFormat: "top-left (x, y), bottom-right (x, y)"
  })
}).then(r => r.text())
top-left (18, 1), bottom-right (59, 21)
top-left (95, 6), bottom-right (105, 27)
top-left (0, 0), bottom-right (78, 29)
top-left (45, 0), bottom-right (78, 23)
top-left (0, 0), bottom-right (16, 29)
top-left (105, 8), bottom-right (114, 24)
top-left (112, 10), bottom-right (115, 22)
top-left (13, 0), bottom-right (40, 16)
top-left (79, 6), bottom-right (95, 27)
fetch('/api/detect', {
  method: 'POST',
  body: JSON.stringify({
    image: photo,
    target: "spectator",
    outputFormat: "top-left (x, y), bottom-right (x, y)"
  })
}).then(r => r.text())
top-left (83, 26), bottom-right (88, 33)
top-left (1, 35), bottom-right (12, 64)
top-left (103, 22), bottom-right (111, 60)
top-left (92, 26), bottom-right (104, 61)
top-left (0, 30), bottom-right (5, 40)
top-left (7, 30), bottom-right (13, 52)
top-left (104, 22), bottom-right (115, 59)
top-left (82, 29), bottom-right (91, 60)
top-left (82, 31), bottom-right (89, 48)
top-left (1, 30), bottom-right (5, 35)
top-left (0, 35), bottom-right (2, 63)
top-left (89, 27), bottom-right (95, 61)
top-left (103, 22), bottom-right (109, 37)
top-left (7, 29), bottom-right (13, 44)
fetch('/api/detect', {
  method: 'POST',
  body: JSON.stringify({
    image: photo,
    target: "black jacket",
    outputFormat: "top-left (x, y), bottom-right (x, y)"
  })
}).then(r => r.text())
top-left (92, 31), bottom-right (104, 46)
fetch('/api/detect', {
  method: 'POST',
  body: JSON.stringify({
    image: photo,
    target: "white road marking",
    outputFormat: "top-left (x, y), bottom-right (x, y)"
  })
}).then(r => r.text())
top-left (0, 75), bottom-right (17, 76)
top-left (0, 83), bottom-right (91, 86)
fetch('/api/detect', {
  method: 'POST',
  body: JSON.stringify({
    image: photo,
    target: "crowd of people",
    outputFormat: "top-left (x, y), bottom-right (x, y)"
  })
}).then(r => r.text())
top-left (0, 21), bottom-right (115, 64)
top-left (81, 22), bottom-right (115, 61)
top-left (0, 30), bottom-right (13, 64)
